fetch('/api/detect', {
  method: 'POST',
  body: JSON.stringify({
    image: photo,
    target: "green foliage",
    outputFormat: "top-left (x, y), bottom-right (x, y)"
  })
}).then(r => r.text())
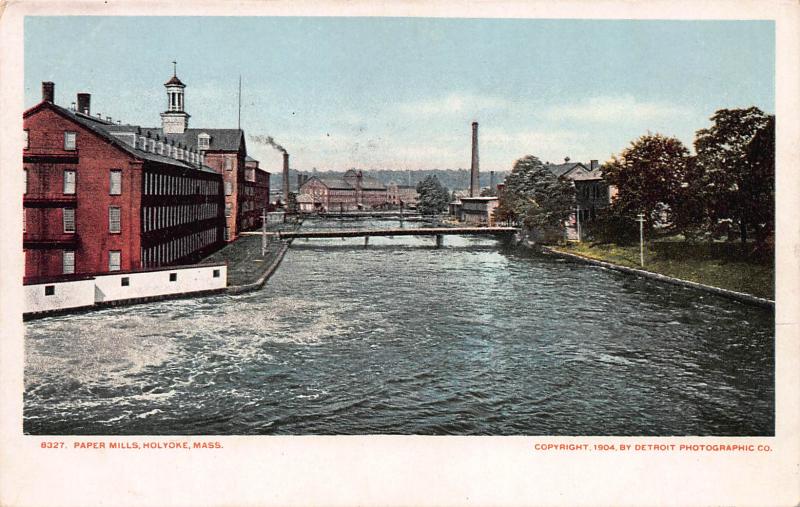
top-left (415, 175), bottom-right (450, 215)
top-left (693, 107), bottom-right (772, 245)
top-left (499, 155), bottom-right (575, 229)
top-left (601, 133), bottom-right (691, 231)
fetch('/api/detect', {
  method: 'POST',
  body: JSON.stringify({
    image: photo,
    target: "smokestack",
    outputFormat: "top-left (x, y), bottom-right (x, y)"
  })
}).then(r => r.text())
top-left (489, 170), bottom-right (495, 190)
top-left (42, 82), bottom-right (55, 103)
top-left (282, 152), bottom-right (290, 206)
top-left (77, 93), bottom-right (90, 115)
top-left (470, 121), bottom-right (479, 197)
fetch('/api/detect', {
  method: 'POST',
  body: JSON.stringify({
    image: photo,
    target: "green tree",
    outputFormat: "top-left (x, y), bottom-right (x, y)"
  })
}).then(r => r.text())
top-left (601, 133), bottom-right (691, 232)
top-left (694, 107), bottom-right (772, 245)
top-left (415, 175), bottom-right (450, 215)
top-left (498, 155), bottom-right (575, 229)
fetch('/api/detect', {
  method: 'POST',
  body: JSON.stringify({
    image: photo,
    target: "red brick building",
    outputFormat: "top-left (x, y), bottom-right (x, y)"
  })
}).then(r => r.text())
top-left (298, 169), bottom-right (387, 212)
top-left (23, 82), bottom-right (225, 282)
top-left (103, 69), bottom-right (270, 241)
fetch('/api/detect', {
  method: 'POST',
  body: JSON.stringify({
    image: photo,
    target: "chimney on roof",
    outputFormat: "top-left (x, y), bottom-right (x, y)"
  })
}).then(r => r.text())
top-left (282, 152), bottom-right (290, 206)
top-left (77, 93), bottom-right (90, 115)
top-left (106, 116), bottom-right (112, 122)
top-left (42, 82), bottom-right (55, 103)
top-left (469, 122), bottom-right (480, 197)
top-left (564, 156), bottom-right (570, 163)
top-left (590, 159), bottom-right (599, 171)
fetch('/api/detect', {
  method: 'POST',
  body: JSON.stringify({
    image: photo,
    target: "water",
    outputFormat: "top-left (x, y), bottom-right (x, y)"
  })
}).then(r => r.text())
top-left (24, 219), bottom-right (774, 435)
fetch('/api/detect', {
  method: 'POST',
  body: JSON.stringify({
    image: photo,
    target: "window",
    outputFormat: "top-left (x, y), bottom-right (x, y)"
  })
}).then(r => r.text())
top-left (198, 134), bottom-right (210, 150)
top-left (169, 272), bottom-right (177, 282)
top-left (24, 169), bottom-right (27, 195)
top-left (224, 157), bottom-right (232, 171)
top-left (109, 206), bottom-right (121, 233)
top-left (110, 170), bottom-right (122, 195)
top-left (24, 129), bottom-right (29, 149)
top-left (213, 269), bottom-right (220, 278)
top-left (22, 209), bottom-right (26, 233)
top-left (121, 277), bottom-right (130, 287)
top-left (109, 251), bottom-right (121, 271)
top-left (225, 203), bottom-right (232, 217)
top-left (62, 251), bottom-right (75, 274)
top-left (225, 182), bottom-right (232, 196)
top-left (63, 208), bottom-right (75, 233)
top-left (223, 227), bottom-right (229, 241)
top-left (45, 285), bottom-right (55, 296)
top-left (63, 170), bottom-right (76, 194)
top-left (64, 131), bottom-right (76, 151)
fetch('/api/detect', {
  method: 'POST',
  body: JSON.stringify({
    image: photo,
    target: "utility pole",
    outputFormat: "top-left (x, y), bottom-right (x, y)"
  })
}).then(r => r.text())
top-left (261, 208), bottom-right (268, 257)
top-left (576, 204), bottom-right (582, 242)
top-left (636, 213), bottom-right (645, 267)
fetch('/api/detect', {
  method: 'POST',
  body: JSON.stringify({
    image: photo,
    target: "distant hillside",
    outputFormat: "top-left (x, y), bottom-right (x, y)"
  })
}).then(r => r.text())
top-left (271, 169), bottom-right (508, 193)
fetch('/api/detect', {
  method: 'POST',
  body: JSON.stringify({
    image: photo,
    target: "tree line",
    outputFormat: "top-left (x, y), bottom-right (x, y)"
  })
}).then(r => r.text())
top-left (497, 107), bottom-right (775, 251)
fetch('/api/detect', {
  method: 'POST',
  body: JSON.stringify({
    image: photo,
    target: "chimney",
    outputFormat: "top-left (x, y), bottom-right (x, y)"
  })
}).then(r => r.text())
top-left (77, 93), bottom-right (91, 115)
top-left (489, 170), bottom-right (495, 190)
top-left (590, 159), bottom-right (599, 171)
top-left (282, 152), bottom-right (290, 206)
top-left (42, 82), bottom-right (55, 103)
top-left (470, 121), bottom-right (479, 197)
top-left (297, 173), bottom-right (303, 189)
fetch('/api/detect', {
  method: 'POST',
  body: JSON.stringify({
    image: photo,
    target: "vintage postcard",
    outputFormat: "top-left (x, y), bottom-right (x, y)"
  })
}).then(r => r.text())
top-left (0, 0), bottom-right (798, 506)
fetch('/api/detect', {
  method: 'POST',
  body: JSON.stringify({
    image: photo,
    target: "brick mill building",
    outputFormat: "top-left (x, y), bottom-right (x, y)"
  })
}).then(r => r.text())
top-left (298, 169), bottom-right (388, 212)
top-left (22, 71), bottom-right (271, 283)
top-left (23, 82), bottom-right (225, 282)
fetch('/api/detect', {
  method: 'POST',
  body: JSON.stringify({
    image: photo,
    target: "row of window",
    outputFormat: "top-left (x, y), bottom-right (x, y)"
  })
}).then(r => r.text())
top-left (142, 203), bottom-right (219, 232)
top-left (23, 169), bottom-right (122, 196)
top-left (144, 172), bottom-right (219, 197)
top-left (23, 207), bottom-right (120, 234)
top-left (58, 249), bottom-right (119, 274)
top-left (137, 136), bottom-right (200, 164)
top-left (141, 228), bottom-right (218, 268)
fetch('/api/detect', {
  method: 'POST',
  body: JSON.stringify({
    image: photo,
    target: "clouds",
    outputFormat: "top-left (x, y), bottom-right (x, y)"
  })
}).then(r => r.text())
top-left (395, 92), bottom-right (512, 118)
top-left (540, 95), bottom-right (695, 124)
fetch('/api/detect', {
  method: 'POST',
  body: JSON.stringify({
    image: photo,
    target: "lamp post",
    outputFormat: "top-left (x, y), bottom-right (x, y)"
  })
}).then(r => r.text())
top-left (636, 213), bottom-right (645, 267)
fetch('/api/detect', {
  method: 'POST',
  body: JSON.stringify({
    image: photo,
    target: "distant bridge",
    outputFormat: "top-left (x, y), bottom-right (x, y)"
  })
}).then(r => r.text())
top-left (306, 211), bottom-right (423, 219)
top-left (274, 226), bottom-right (518, 247)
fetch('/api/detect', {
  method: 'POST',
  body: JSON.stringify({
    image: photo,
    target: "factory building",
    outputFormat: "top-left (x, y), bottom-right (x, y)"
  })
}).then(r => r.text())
top-left (298, 169), bottom-right (387, 212)
top-left (23, 81), bottom-right (225, 282)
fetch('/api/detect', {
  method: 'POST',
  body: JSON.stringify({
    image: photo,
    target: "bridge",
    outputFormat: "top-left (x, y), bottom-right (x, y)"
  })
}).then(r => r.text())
top-left (274, 226), bottom-right (518, 247)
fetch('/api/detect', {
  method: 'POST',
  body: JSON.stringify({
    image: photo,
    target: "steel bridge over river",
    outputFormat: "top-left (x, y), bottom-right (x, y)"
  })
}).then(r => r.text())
top-left (242, 226), bottom-right (518, 247)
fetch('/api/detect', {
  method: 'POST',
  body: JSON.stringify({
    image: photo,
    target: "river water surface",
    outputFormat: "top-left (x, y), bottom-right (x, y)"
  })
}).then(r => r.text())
top-left (24, 219), bottom-right (774, 435)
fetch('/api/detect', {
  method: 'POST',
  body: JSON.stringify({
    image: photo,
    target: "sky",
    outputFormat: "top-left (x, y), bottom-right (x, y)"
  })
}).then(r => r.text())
top-left (24, 17), bottom-right (774, 173)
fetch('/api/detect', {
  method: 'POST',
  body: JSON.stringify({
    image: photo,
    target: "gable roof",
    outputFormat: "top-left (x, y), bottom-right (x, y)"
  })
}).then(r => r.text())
top-left (24, 101), bottom-right (218, 174)
top-left (546, 162), bottom-right (589, 178)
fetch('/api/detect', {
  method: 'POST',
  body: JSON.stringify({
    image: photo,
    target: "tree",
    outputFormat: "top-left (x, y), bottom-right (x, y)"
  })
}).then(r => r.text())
top-left (498, 155), bottom-right (575, 229)
top-left (601, 133), bottom-right (691, 232)
top-left (415, 175), bottom-right (450, 215)
top-left (694, 107), bottom-right (772, 245)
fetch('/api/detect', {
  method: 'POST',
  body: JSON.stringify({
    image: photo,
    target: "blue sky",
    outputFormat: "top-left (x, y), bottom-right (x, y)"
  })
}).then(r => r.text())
top-left (24, 17), bottom-right (774, 173)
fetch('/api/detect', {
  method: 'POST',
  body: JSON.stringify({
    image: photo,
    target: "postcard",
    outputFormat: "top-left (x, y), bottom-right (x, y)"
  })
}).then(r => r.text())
top-left (1, 1), bottom-right (798, 506)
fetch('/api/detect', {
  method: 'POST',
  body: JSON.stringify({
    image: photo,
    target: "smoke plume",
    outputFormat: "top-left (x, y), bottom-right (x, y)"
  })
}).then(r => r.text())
top-left (250, 134), bottom-right (287, 154)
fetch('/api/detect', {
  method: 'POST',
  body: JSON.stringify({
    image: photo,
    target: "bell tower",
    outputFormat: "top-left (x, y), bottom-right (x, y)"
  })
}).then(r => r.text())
top-left (160, 61), bottom-right (191, 134)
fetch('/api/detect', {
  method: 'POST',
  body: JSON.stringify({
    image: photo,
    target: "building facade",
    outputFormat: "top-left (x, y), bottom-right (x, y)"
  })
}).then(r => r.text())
top-left (23, 82), bottom-right (225, 283)
top-left (386, 182), bottom-right (419, 208)
top-left (298, 170), bottom-right (388, 212)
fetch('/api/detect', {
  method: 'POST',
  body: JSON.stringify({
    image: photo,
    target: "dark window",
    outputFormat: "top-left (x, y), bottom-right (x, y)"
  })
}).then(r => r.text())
top-left (213, 269), bottom-right (220, 278)
top-left (121, 277), bottom-right (130, 287)
top-left (169, 273), bottom-right (177, 282)
top-left (44, 285), bottom-right (55, 296)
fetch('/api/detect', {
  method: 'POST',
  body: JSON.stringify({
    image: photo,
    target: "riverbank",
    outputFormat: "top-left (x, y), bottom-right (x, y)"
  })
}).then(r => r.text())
top-left (546, 241), bottom-right (773, 306)
top-left (204, 219), bottom-right (302, 291)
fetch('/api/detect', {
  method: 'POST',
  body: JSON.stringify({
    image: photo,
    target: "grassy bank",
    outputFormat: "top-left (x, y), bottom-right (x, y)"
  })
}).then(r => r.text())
top-left (555, 239), bottom-right (774, 300)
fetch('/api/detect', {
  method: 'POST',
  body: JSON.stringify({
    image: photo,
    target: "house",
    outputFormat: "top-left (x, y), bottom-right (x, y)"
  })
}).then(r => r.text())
top-left (386, 182), bottom-right (419, 208)
top-left (23, 81), bottom-right (225, 282)
top-left (545, 157), bottom-right (615, 240)
top-left (458, 196), bottom-right (499, 226)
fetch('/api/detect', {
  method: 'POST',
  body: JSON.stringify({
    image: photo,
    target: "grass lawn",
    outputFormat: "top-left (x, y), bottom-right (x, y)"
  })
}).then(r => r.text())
top-left (555, 239), bottom-right (774, 300)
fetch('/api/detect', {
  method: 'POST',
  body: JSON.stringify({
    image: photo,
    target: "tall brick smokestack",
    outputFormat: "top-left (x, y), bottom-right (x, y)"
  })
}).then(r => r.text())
top-left (282, 152), bottom-right (290, 206)
top-left (470, 121), bottom-right (479, 197)
top-left (42, 82), bottom-right (54, 103)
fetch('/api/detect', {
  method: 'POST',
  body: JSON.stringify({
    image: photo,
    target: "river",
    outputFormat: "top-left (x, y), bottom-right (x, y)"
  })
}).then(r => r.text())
top-left (24, 219), bottom-right (774, 435)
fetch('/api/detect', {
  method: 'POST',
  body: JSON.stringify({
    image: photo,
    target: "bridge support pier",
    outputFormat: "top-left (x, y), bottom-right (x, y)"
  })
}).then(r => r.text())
top-left (364, 235), bottom-right (370, 248)
top-left (435, 234), bottom-right (443, 248)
